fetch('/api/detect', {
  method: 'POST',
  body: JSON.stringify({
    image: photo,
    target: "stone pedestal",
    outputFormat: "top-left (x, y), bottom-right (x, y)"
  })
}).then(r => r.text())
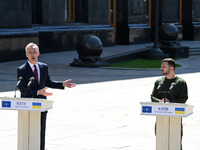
top-left (160, 44), bottom-right (189, 58)
top-left (70, 35), bottom-right (108, 67)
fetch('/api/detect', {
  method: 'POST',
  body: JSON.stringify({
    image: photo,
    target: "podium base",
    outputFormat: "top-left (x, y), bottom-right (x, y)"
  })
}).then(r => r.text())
top-left (156, 116), bottom-right (181, 150)
top-left (18, 111), bottom-right (41, 150)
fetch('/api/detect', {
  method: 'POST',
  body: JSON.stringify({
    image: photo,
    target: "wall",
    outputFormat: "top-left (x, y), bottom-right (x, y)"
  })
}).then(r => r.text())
top-left (0, 0), bottom-right (32, 27)
top-left (43, 0), bottom-right (66, 25)
top-left (88, 0), bottom-right (109, 24)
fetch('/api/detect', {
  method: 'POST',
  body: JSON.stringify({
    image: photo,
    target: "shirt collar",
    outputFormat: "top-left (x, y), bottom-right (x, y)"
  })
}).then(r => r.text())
top-left (28, 61), bottom-right (39, 69)
top-left (165, 76), bottom-right (177, 80)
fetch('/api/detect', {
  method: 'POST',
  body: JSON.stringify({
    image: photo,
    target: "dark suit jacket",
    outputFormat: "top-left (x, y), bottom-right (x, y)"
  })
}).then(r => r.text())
top-left (17, 61), bottom-right (64, 99)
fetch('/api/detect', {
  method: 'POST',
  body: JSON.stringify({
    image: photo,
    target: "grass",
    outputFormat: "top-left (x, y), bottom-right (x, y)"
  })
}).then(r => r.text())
top-left (108, 59), bottom-right (182, 68)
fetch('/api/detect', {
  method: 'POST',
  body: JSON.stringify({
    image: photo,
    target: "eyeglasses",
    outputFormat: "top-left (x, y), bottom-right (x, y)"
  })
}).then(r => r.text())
top-left (27, 51), bottom-right (38, 55)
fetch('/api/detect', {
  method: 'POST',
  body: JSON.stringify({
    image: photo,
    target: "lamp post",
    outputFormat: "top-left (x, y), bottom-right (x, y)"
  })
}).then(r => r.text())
top-left (152, 0), bottom-right (162, 53)
top-left (143, 0), bottom-right (166, 59)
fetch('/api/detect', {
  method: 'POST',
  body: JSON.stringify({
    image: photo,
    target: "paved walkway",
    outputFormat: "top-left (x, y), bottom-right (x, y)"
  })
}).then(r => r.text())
top-left (0, 41), bottom-right (200, 150)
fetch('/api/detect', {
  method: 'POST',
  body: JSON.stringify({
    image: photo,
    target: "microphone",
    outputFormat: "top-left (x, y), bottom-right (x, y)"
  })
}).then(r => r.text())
top-left (16, 76), bottom-right (23, 88)
top-left (169, 82), bottom-right (176, 91)
top-left (27, 77), bottom-right (35, 98)
top-left (169, 82), bottom-right (176, 103)
top-left (27, 77), bottom-right (35, 89)
top-left (157, 82), bottom-right (163, 91)
top-left (14, 76), bottom-right (23, 98)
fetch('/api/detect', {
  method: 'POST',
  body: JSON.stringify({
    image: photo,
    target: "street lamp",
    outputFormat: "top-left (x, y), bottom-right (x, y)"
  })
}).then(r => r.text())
top-left (143, 0), bottom-right (166, 59)
top-left (152, 0), bottom-right (163, 53)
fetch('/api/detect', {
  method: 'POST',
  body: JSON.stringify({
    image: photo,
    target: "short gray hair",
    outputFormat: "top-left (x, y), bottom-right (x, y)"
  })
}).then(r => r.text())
top-left (25, 42), bottom-right (39, 53)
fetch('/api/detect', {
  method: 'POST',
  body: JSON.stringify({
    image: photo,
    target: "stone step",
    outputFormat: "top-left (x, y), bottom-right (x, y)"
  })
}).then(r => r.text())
top-left (189, 47), bottom-right (200, 55)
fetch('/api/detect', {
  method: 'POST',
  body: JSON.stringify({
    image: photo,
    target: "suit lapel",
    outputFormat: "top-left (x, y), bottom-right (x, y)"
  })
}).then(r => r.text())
top-left (25, 62), bottom-right (35, 79)
top-left (21, 62), bottom-right (38, 89)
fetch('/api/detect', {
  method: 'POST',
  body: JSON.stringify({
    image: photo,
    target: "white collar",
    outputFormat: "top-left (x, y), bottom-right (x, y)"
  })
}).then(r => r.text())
top-left (28, 61), bottom-right (39, 69)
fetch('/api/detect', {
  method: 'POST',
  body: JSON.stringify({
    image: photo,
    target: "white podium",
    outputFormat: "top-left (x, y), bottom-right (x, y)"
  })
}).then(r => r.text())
top-left (0, 97), bottom-right (53, 150)
top-left (140, 102), bottom-right (194, 150)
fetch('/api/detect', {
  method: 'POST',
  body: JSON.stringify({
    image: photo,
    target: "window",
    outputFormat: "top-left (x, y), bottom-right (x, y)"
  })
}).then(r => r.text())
top-left (109, 0), bottom-right (116, 27)
top-left (65, 0), bottom-right (75, 21)
top-left (128, 0), bottom-right (148, 24)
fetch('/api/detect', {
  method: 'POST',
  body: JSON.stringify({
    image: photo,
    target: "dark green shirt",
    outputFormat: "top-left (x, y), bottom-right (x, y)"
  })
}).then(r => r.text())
top-left (151, 76), bottom-right (188, 103)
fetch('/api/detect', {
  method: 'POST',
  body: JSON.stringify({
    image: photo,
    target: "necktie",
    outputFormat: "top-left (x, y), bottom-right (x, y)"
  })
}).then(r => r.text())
top-left (34, 65), bottom-right (38, 84)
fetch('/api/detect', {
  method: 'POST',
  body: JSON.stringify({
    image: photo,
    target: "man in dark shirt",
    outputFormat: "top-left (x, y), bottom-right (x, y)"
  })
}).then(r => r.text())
top-left (151, 58), bottom-right (188, 150)
top-left (151, 58), bottom-right (188, 103)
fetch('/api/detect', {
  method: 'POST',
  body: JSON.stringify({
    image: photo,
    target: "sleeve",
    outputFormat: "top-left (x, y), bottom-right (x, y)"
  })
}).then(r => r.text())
top-left (44, 66), bottom-right (64, 89)
top-left (151, 81), bottom-right (160, 102)
top-left (175, 80), bottom-right (188, 103)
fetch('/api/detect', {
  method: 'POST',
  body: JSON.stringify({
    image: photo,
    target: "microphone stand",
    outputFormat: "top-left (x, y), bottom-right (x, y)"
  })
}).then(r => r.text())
top-left (14, 77), bottom-right (23, 98)
top-left (158, 91), bottom-right (170, 103)
top-left (27, 77), bottom-right (35, 98)
top-left (158, 90), bottom-right (176, 103)
top-left (14, 86), bottom-right (27, 98)
top-left (157, 82), bottom-right (176, 103)
top-left (169, 91), bottom-right (175, 103)
top-left (23, 87), bottom-right (26, 97)
top-left (163, 91), bottom-right (168, 103)
top-left (14, 87), bottom-right (17, 98)
top-left (27, 87), bottom-right (34, 98)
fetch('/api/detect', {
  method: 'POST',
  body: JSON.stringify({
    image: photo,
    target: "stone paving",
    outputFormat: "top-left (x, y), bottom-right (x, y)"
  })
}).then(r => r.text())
top-left (0, 41), bottom-right (200, 150)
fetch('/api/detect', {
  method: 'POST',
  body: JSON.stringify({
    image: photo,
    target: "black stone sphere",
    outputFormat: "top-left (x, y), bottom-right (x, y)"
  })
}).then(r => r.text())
top-left (159, 23), bottom-right (178, 41)
top-left (77, 35), bottom-right (103, 58)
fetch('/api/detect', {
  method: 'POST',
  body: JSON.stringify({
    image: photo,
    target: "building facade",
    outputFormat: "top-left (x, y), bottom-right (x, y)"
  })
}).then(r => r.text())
top-left (0, 0), bottom-right (200, 61)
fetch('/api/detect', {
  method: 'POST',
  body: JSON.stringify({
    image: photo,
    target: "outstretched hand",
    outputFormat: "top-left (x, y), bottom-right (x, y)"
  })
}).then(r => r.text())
top-left (38, 87), bottom-right (53, 96)
top-left (63, 79), bottom-right (76, 88)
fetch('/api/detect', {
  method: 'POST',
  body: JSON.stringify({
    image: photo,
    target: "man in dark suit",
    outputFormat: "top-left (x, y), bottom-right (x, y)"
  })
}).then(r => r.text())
top-left (17, 42), bottom-right (76, 150)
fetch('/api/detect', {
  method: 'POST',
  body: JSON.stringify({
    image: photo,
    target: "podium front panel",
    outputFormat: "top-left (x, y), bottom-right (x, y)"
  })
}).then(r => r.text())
top-left (140, 102), bottom-right (194, 117)
top-left (0, 97), bottom-right (53, 150)
top-left (0, 97), bottom-right (53, 112)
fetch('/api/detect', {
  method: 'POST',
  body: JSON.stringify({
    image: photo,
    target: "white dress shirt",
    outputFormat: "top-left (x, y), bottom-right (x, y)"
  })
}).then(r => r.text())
top-left (28, 61), bottom-right (40, 84)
